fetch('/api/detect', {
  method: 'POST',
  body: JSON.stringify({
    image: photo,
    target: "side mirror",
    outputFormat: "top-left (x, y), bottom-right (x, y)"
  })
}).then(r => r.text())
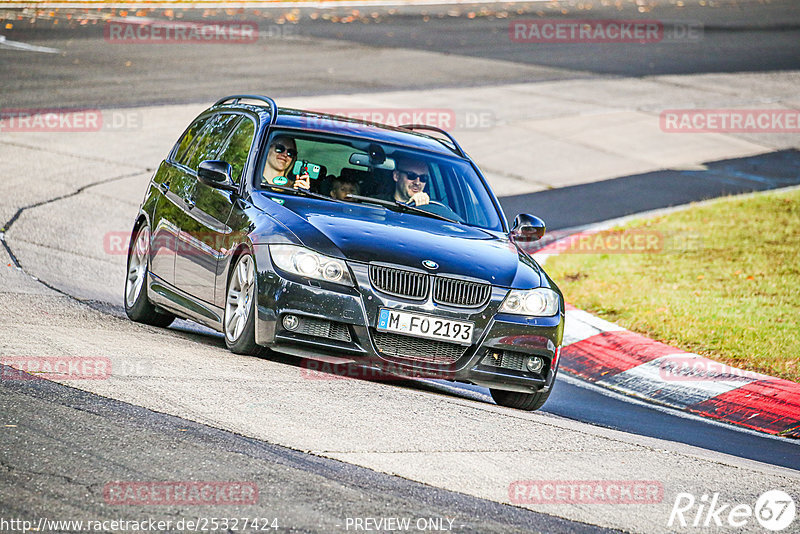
top-left (197, 160), bottom-right (237, 192)
top-left (510, 214), bottom-right (546, 242)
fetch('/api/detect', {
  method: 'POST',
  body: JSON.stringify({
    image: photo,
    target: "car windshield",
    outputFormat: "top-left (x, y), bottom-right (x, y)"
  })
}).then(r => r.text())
top-left (256, 129), bottom-right (504, 231)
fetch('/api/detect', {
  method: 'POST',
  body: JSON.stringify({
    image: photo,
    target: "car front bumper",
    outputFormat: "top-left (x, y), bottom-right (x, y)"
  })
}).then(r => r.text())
top-left (252, 245), bottom-right (564, 393)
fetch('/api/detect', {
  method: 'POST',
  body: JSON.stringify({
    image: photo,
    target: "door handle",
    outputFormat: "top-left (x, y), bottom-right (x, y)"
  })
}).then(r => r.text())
top-left (159, 181), bottom-right (170, 193)
top-left (185, 198), bottom-right (196, 210)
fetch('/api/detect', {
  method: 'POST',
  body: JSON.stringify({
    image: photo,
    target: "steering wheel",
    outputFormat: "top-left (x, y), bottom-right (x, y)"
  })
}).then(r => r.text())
top-left (406, 199), bottom-right (464, 222)
top-left (407, 199), bottom-right (449, 209)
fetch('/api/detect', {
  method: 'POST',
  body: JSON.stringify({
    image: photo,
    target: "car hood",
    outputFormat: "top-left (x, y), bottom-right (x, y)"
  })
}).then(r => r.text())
top-left (252, 194), bottom-right (541, 288)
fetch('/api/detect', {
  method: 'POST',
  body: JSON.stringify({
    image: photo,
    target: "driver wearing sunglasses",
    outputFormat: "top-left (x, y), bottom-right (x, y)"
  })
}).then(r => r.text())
top-left (262, 135), bottom-right (310, 190)
top-left (386, 155), bottom-right (430, 206)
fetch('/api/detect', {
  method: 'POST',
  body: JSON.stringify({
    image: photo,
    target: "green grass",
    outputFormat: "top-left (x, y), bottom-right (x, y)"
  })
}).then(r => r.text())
top-left (546, 188), bottom-right (800, 382)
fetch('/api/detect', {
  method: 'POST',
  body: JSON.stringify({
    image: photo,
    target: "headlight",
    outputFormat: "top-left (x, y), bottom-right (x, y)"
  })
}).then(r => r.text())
top-left (499, 288), bottom-right (560, 316)
top-left (269, 245), bottom-right (353, 286)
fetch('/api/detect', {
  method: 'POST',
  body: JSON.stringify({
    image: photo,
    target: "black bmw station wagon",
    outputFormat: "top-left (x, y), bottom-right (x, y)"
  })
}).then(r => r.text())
top-left (125, 95), bottom-right (565, 411)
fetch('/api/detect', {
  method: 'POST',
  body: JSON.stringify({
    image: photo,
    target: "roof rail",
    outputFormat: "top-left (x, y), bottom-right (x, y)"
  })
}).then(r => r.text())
top-left (214, 95), bottom-right (278, 124)
top-left (398, 124), bottom-right (466, 158)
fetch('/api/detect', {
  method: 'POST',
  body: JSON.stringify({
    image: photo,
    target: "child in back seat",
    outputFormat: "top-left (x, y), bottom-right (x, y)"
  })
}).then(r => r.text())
top-left (330, 175), bottom-right (361, 201)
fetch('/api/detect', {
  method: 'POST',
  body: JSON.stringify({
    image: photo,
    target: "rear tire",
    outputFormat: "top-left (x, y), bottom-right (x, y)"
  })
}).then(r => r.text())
top-left (124, 223), bottom-right (175, 328)
top-left (490, 386), bottom-right (552, 411)
top-left (223, 253), bottom-right (260, 355)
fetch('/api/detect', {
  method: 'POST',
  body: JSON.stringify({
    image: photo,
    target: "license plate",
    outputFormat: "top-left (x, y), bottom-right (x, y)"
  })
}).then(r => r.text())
top-left (377, 309), bottom-right (473, 345)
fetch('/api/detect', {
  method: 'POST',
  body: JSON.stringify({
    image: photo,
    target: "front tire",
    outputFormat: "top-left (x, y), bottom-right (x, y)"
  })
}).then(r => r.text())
top-left (490, 386), bottom-right (552, 411)
top-left (224, 253), bottom-right (260, 355)
top-left (124, 223), bottom-right (175, 328)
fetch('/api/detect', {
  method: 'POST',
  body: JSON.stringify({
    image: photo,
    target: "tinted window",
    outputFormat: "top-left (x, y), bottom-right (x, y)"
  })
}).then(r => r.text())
top-left (217, 117), bottom-right (255, 185)
top-left (174, 115), bottom-right (210, 165)
top-left (184, 114), bottom-right (240, 171)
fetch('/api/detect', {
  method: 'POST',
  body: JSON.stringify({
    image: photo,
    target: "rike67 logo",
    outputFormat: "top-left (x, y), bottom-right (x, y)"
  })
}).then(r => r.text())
top-left (668, 490), bottom-right (796, 531)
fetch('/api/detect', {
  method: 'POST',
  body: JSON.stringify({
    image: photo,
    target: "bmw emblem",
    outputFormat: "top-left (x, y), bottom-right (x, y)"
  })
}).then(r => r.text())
top-left (422, 260), bottom-right (439, 270)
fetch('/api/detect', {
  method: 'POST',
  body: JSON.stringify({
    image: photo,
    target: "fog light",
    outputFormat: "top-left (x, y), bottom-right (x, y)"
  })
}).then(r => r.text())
top-left (525, 356), bottom-right (544, 374)
top-left (282, 314), bottom-right (299, 331)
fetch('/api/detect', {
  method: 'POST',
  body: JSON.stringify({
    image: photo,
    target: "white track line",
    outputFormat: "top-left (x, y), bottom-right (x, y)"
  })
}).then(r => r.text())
top-left (0, 35), bottom-right (60, 54)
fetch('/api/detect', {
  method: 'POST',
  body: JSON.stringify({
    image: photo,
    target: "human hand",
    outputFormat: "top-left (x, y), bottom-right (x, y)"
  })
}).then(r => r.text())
top-left (408, 192), bottom-right (429, 206)
top-left (294, 173), bottom-right (311, 190)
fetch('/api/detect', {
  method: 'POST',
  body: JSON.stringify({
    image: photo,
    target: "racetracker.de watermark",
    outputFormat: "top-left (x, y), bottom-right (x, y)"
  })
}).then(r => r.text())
top-left (657, 355), bottom-right (764, 382)
top-left (660, 109), bottom-right (800, 133)
top-left (0, 109), bottom-right (143, 132)
top-left (104, 230), bottom-right (252, 256)
top-left (1, 357), bottom-right (111, 380)
top-left (301, 108), bottom-right (496, 131)
top-left (104, 20), bottom-right (259, 44)
top-left (300, 359), bottom-right (453, 381)
top-left (509, 19), bottom-right (702, 43)
top-left (529, 229), bottom-right (703, 254)
top-left (509, 480), bottom-right (663, 504)
top-left (103, 481), bottom-right (258, 505)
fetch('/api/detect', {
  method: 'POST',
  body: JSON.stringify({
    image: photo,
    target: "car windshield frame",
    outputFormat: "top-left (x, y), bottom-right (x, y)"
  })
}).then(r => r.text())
top-left (253, 128), bottom-right (505, 232)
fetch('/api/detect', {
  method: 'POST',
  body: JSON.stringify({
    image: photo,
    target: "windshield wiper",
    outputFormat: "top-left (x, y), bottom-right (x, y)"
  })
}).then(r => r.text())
top-left (263, 184), bottom-right (335, 202)
top-left (346, 195), bottom-right (458, 224)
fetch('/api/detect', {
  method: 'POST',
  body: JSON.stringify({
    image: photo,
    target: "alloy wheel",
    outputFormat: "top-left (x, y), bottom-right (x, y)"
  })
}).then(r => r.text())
top-left (225, 255), bottom-right (255, 342)
top-left (125, 226), bottom-right (150, 309)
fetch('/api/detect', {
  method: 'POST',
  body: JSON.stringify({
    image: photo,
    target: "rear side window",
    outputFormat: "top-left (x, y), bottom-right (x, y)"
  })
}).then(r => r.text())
top-left (183, 114), bottom-right (241, 171)
top-left (217, 118), bottom-right (255, 185)
top-left (174, 116), bottom-right (210, 165)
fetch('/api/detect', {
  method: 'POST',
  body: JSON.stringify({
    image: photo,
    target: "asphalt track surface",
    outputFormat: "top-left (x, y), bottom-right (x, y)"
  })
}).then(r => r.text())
top-left (501, 149), bottom-right (800, 230)
top-left (1, 369), bottom-right (611, 533)
top-left (1, 0), bottom-right (799, 108)
top-left (299, 1), bottom-right (800, 77)
top-left (2, 1), bottom-right (800, 531)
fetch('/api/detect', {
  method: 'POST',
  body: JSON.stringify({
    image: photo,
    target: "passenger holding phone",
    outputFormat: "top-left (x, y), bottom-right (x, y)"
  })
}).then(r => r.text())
top-left (262, 135), bottom-right (310, 189)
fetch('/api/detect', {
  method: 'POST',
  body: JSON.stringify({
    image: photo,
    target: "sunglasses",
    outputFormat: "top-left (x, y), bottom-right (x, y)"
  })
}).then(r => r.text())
top-left (400, 170), bottom-right (429, 183)
top-left (271, 143), bottom-right (297, 158)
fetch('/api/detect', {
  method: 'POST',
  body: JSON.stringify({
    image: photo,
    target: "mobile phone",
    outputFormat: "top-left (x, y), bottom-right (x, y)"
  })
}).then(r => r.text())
top-left (292, 160), bottom-right (322, 180)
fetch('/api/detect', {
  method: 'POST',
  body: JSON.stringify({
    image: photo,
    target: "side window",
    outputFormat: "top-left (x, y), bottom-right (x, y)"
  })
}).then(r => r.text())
top-left (184, 114), bottom-right (240, 172)
top-left (174, 116), bottom-right (210, 165)
top-left (217, 118), bottom-right (255, 185)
